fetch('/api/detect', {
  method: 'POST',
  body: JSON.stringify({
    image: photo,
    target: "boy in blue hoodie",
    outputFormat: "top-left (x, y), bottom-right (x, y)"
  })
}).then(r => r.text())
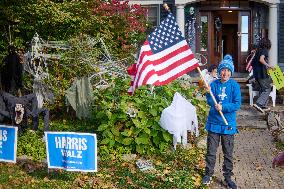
top-left (202, 55), bottom-right (241, 189)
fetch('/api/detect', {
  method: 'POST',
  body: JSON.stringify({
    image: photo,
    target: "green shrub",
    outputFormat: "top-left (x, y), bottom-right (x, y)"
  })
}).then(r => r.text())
top-left (17, 131), bottom-right (46, 161)
top-left (92, 77), bottom-right (208, 158)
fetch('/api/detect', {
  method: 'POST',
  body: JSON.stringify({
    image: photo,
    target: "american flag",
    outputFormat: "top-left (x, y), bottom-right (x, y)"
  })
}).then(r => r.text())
top-left (246, 51), bottom-right (255, 73)
top-left (127, 13), bottom-right (199, 94)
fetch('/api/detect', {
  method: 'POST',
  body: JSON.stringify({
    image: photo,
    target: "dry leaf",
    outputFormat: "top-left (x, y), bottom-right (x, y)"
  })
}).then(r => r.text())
top-left (126, 176), bottom-right (133, 184)
top-left (255, 165), bottom-right (263, 171)
top-left (155, 160), bottom-right (162, 166)
top-left (43, 177), bottom-right (50, 182)
top-left (96, 173), bottom-right (104, 177)
top-left (163, 169), bottom-right (171, 174)
top-left (192, 173), bottom-right (201, 187)
top-left (253, 162), bottom-right (263, 171)
top-left (197, 159), bottom-right (206, 169)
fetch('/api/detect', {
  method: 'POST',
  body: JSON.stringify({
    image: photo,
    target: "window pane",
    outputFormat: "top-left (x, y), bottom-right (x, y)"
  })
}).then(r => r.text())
top-left (241, 34), bottom-right (248, 52)
top-left (200, 16), bottom-right (208, 51)
top-left (241, 16), bottom-right (248, 33)
top-left (143, 6), bottom-right (159, 27)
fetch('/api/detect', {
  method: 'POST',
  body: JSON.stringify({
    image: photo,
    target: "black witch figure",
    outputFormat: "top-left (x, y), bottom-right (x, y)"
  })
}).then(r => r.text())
top-left (1, 45), bottom-right (23, 95)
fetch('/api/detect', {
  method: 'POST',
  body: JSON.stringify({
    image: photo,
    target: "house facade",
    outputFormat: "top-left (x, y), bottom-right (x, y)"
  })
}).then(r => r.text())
top-left (129, 0), bottom-right (284, 73)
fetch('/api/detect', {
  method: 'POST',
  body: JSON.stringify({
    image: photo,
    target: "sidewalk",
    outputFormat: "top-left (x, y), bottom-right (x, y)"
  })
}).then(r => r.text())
top-left (209, 129), bottom-right (284, 188)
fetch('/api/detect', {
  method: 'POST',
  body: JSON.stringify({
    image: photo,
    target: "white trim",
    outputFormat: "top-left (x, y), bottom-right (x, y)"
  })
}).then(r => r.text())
top-left (129, 0), bottom-right (280, 6)
top-left (127, 0), bottom-right (163, 5)
top-left (174, 0), bottom-right (280, 5)
top-left (175, 0), bottom-right (205, 5)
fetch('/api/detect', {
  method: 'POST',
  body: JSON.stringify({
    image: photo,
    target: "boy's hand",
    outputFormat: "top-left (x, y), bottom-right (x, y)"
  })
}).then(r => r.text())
top-left (215, 103), bottom-right (222, 111)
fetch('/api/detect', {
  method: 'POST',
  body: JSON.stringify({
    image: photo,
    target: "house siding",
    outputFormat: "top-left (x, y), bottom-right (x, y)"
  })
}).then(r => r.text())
top-left (278, 0), bottom-right (284, 71)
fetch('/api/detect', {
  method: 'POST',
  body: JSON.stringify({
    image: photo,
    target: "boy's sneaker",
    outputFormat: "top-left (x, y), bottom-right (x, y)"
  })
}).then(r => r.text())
top-left (202, 175), bottom-right (212, 185)
top-left (253, 104), bottom-right (264, 113)
top-left (224, 177), bottom-right (237, 189)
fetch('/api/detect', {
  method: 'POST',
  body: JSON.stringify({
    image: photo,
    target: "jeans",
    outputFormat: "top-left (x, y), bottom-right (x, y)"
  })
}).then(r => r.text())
top-left (205, 131), bottom-right (235, 178)
top-left (256, 77), bottom-right (272, 107)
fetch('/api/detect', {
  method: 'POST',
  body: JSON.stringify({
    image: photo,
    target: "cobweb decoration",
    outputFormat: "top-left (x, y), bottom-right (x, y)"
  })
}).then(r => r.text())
top-left (89, 38), bottom-right (130, 89)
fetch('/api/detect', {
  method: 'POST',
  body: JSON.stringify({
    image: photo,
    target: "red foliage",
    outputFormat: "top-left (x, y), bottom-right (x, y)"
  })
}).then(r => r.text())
top-left (93, 0), bottom-right (148, 52)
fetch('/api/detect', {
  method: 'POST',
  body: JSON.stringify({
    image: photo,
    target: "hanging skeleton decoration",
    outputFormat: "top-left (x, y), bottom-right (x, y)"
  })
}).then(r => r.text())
top-left (24, 33), bottom-right (54, 108)
top-left (0, 91), bottom-right (49, 132)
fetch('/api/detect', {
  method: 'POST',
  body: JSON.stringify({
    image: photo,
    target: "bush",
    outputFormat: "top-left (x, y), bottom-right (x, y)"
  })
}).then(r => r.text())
top-left (17, 131), bottom-right (46, 161)
top-left (92, 77), bottom-right (208, 158)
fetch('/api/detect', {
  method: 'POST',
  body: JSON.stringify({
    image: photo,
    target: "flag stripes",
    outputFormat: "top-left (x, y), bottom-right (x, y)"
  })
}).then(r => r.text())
top-left (127, 13), bottom-right (199, 94)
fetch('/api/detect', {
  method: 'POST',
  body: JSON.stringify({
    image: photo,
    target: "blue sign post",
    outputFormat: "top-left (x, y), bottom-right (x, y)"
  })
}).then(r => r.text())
top-left (0, 125), bottom-right (18, 163)
top-left (45, 132), bottom-right (97, 172)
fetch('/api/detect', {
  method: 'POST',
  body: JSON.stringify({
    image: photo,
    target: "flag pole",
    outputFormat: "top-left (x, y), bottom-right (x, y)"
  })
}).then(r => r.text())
top-left (196, 67), bottom-right (228, 125)
top-left (163, 3), bottom-right (228, 125)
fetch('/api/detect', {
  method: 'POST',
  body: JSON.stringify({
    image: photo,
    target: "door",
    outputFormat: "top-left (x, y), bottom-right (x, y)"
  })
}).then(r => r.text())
top-left (198, 11), bottom-right (222, 69)
top-left (211, 13), bottom-right (223, 65)
top-left (238, 11), bottom-right (251, 72)
top-left (198, 11), bottom-right (210, 69)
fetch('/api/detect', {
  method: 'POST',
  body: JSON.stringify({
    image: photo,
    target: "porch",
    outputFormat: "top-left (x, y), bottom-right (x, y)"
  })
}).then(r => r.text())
top-left (190, 73), bottom-right (284, 105)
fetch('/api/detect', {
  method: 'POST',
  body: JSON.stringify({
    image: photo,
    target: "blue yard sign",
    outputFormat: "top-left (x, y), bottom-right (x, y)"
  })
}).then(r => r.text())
top-left (45, 132), bottom-right (97, 172)
top-left (0, 125), bottom-right (18, 163)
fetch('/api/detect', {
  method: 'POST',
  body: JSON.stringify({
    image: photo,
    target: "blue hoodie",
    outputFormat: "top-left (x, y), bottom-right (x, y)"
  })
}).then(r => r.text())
top-left (205, 79), bottom-right (241, 134)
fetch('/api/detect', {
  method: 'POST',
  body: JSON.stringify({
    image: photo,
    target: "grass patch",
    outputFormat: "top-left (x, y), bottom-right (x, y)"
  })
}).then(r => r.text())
top-left (1, 118), bottom-right (208, 188)
top-left (275, 141), bottom-right (284, 150)
top-left (0, 145), bottom-right (207, 188)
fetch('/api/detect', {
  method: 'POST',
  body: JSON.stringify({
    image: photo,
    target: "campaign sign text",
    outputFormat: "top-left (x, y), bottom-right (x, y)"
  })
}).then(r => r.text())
top-left (268, 66), bottom-right (284, 90)
top-left (0, 125), bottom-right (18, 163)
top-left (45, 132), bottom-right (97, 172)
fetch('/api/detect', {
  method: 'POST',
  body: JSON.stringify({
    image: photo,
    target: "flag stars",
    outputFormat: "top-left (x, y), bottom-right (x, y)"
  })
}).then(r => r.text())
top-left (147, 13), bottom-right (184, 53)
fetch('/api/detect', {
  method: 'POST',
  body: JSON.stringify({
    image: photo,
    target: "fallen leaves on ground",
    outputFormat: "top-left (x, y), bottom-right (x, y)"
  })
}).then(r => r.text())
top-left (192, 173), bottom-right (202, 187)
top-left (253, 161), bottom-right (264, 171)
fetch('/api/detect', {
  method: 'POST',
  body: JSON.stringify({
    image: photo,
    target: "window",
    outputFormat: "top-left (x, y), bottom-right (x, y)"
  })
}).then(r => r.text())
top-left (241, 15), bottom-right (249, 52)
top-left (200, 16), bottom-right (208, 51)
top-left (143, 5), bottom-right (160, 27)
